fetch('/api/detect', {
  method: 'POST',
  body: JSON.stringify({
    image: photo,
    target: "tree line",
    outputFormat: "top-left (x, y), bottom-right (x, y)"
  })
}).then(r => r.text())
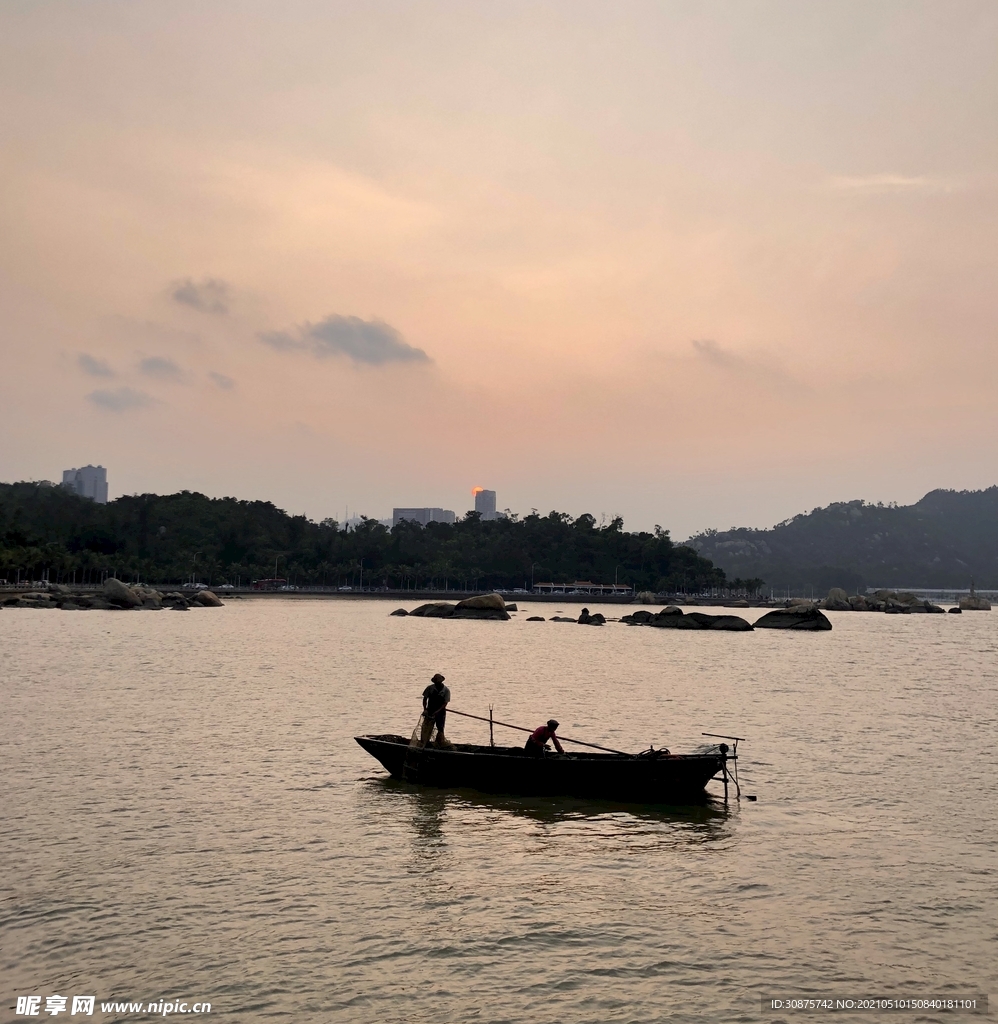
top-left (0, 482), bottom-right (732, 593)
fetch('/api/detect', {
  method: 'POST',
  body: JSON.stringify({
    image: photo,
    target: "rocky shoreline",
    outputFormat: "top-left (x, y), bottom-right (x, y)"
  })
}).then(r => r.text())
top-left (816, 586), bottom-right (990, 613)
top-left (1, 579), bottom-right (224, 611)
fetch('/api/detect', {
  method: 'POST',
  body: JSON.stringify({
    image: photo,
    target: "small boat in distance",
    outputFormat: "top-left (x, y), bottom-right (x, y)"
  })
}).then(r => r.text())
top-left (355, 733), bottom-right (735, 805)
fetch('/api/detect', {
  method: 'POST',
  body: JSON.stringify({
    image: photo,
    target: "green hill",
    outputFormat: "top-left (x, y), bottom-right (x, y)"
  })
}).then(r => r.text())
top-left (686, 487), bottom-right (998, 592)
top-left (0, 482), bottom-right (723, 592)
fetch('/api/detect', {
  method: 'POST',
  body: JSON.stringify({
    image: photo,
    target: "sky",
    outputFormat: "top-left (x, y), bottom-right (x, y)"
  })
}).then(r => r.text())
top-left (2, 0), bottom-right (996, 538)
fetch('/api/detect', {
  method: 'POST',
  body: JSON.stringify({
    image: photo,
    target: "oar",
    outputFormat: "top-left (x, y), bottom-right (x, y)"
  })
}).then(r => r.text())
top-left (446, 707), bottom-right (631, 756)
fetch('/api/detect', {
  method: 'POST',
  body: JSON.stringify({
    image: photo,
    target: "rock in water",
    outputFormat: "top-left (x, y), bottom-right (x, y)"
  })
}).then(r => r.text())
top-left (824, 588), bottom-right (851, 611)
top-left (452, 593), bottom-right (510, 619)
top-left (103, 578), bottom-right (141, 608)
top-left (754, 607), bottom-right (833, 631)
top-left (456, 593), bottom-right (506, 611)
top-left (948, 607), bottom-right (962, 614)
top-left (389, 608), bottom-right (408, 616)
top-left (678, 611), bottom-right (753, 630)
top-left (623, 608), bottom-right (752, 631)
top-left (194, 590), bottom-right (223, 606)
top-left (526, 616), bottom-right (545, 621)
top-left (704, 614), bottom-right (754, 631)
top-left (504, 603), bottom-right (518, 612)
top-left (408, 602), bottom-right (456, 618)
top-left (959, 581), bottom-right (992, 610)
top-left (622, 609), bottom-right (655, 624)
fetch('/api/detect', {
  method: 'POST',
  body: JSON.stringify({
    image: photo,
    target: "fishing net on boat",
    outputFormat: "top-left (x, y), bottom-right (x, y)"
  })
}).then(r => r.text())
top-left (409, 712), bottom-right (439, 748)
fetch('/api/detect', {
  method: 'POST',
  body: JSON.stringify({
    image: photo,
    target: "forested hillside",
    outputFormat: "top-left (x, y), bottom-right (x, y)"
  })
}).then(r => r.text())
top-left (0, 483), bottom-right (724, 592)
top-left (686, 487), bottom-right (998, 591)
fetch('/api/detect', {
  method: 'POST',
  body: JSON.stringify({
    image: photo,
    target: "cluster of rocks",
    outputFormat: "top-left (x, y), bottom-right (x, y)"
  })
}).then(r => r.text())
top-left (528, 608), bottom-right (608, 624)
top-left (394, 593), bottom-right (835, 631)
top-left (622, 607), bottom-right (755, 631)
top-left (610, 604), bottom-right (833, 630)
top-left (391, 593), bottom-right (511, 620)
top-left (821, 588), bottom-right (944, 614)
top-left (1, 579), bottom-right (223, 611)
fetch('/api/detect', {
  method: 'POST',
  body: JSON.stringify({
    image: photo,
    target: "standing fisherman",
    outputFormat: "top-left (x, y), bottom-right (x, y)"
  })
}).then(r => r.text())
top-left (420, 673), bottom-right (451, 746)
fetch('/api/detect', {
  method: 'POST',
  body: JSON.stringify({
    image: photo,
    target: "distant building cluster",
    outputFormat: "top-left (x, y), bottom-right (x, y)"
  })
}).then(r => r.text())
top-left (62, 465), bottom-right (108, 503)
top-left (392, 507), bottom-right (457, 528)
top-left (378, 488), bottom-right (503, 529)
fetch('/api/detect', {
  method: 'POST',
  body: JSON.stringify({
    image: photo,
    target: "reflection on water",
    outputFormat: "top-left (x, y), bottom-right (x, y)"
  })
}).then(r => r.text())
top-left (368, 774), bottom-right (732, 836)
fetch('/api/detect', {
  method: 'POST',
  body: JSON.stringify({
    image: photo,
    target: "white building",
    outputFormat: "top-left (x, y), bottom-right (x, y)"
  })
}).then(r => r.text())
top-left (62, 465), bottom-right (108, 503)
top-left (392, 507), bottom-right (457, 528)
top-left (474, 488), bottom-right (499, 521)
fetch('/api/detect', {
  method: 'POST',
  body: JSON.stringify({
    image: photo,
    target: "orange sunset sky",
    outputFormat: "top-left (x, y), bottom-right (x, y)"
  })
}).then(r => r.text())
top-left (2, 1), bottom-right (996, 537)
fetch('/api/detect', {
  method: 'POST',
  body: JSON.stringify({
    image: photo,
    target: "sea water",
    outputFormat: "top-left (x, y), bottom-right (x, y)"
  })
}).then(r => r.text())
top-left (2, 599), bottom-right (995, 1022)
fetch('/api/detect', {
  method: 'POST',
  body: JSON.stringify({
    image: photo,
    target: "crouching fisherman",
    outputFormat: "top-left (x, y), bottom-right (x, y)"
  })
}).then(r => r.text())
top-left (525, 719), bottom-right (564, 756)
top-left (420, 673), bottom-right (452, 746)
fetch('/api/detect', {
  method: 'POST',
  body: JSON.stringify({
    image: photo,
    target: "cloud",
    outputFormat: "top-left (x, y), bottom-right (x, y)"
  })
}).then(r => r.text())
top-left (139, 356), bottom-right (185, 381)
top-left (259, 330), bottom-right (305, 352)
top-left (260, 314), bottom-right (430, 365)
top-left (87, 387), bottom-right (153, 412)
top-left (691, 339), bottom-right (809, 393)
top-left (209, 371), bottom-right (235, 390)
top-left (691, 338), bottom-right (740, 368)
top-left (171, 277), bottom-right (231, 314)
top-left (78, 353), bottom-right (114, 377)
top-left (826, 174), bottom-right (952, 194)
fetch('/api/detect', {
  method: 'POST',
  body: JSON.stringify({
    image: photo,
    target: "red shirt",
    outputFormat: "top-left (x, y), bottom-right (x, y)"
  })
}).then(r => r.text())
top-left (528, 725), bottom-right (563, 752)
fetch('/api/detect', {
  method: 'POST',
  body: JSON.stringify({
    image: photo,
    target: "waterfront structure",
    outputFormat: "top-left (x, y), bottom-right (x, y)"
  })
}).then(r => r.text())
top-left (532, 581), bottom-right (633, 595)
top-left (62, 465), bottom-right (108, 503)
top-left (474, 488), bottom-right (498, 521)
top-left (392, 507), bottom-right (457, 528)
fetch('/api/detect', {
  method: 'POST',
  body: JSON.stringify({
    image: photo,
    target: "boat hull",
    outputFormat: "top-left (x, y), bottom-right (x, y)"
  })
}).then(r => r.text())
top-left (355, 734), bottom-right (725, 804)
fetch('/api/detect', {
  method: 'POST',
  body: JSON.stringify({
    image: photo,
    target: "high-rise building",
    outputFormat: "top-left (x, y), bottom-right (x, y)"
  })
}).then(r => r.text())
top-left (62, 465), bottom-right (108, 503)
top-left (392, 507), bottom-right (457, 528)
top-left (474, 488), bottom-right (498, 521)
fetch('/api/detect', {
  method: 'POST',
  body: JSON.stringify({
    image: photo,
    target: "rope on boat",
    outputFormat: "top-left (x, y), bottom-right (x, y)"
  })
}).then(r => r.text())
top-left (446, 706), bottom-right (631, 756)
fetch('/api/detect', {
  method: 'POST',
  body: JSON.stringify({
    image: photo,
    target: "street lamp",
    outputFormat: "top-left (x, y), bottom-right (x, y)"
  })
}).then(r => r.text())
top-left (192, 551), bottom-right (202, 587)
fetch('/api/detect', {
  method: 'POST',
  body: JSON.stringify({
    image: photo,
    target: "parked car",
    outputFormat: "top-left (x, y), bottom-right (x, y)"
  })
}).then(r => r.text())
top-left (338, 586), bottom-right (353, 591)
top-left (218, 584), bottom-right (235, 590)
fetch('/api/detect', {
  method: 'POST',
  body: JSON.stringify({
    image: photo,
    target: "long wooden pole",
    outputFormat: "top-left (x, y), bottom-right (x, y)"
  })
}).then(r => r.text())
top-left (447, 707), bottom-right (631, 756)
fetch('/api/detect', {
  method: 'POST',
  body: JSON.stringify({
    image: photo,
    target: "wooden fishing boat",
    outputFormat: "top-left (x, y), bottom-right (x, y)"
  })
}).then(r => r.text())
top-left (355, 733), bottom-right (733, 804)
